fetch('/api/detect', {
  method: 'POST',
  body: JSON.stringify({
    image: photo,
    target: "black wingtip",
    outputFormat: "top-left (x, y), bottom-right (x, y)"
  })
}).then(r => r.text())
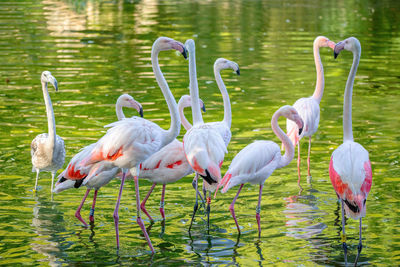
top-left (200, 169), bottom-right (217, 184)
top-left (74, 177), bottom-right (86, 188)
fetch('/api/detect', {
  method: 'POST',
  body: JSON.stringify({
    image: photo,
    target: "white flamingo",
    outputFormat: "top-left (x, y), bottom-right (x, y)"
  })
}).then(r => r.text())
top-left (31, 71), bottom-right (65, 192)
top-left (183, 39), bottom-right (228, 231)
top-left (285, 36), bottom-right (335, 188)
top-left (137, 95), bottom-right (205, 222)
top-left (53, 94), bottom-right (143, 227)
top-left (81, 37), bottom-right (187, 253)
top-left (330, 37), bottom-right (372, 266)
top-left (216, 105), bottom-right (303, 237)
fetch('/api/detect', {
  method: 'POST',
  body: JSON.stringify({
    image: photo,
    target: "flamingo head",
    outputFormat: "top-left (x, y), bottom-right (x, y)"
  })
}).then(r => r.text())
top-left (178, 95), bottom-right (206, 112)
top-left (41, 71), bottom-right (58, 91)
top-left (117, 94), bottom-right (143, 117)
top-left (314, 36), bottom-right (336, 50)
top-left (280, 105), bottom-right (304, 135)
top-left (214, 58), bottom-right (240, 75)
top-left (334, 37), bottom-right (361, 59)
top-left (155, 37), bottom-right (187, 59)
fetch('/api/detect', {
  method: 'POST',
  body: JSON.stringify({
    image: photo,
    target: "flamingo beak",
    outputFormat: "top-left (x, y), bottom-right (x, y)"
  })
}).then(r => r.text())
top-left (139, 106), bottom-right (144, 118)
top-left (181, 47), bottom-right (188, 59)
top-left (236, 69), bottom-right (240, 75)
top-left (298, 127), bottom-right (303, 136)
top-left (334, 41), bottom-right (345, 59)
top-left (49, 75), bottom-right (58, 91)
top-left (202, 104), bottom-right (206, 112)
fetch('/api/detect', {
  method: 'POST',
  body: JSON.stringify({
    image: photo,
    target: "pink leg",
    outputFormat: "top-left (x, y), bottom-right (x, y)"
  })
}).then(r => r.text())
top-left (297, 142), bottom-right (303, 190)
top-left (307, 136), bottom-right (312, 178)
top-left (75, 188), bottom-right (91, 227)
top-left (256, 184), bottom-right (264, 238)
top-left (229, 184), bottom-right (244, 234)
top-left (141, 183), bottom-right (156, 222)
top-left (134, 176), bottom-right (155, 253)
top-left (159, 184), bottom-right (166, 220)
top-left (89, 189), bottom-right (98, 223)
top-left (114, 170), bottom-right (127, 248)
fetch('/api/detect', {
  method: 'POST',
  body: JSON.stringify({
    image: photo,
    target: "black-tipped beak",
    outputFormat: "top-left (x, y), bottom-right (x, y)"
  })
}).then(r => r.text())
top-left (201, 104), bottom-right (206, 112)
top-left (49, 76), bottom-right (58, 91)
top-left (181, 48), bottom-right (188, 59)
top-left (298, 127), bottom-right (303, 136)
top-left (139, 107), bottom-right (144, 118)
top-left (236, 69), bottom-right (240, 75)
top-left (333, 41), bottom-right (345, 59)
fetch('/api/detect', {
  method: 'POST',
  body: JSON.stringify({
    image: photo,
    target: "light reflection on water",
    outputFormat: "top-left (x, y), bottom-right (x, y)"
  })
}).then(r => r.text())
top-left (0, 0), bottom-right (399, 265)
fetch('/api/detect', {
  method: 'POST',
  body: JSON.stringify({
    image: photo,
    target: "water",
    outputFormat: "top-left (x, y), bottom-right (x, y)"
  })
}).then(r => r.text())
top-left (0, 0), bottom-right (399, 265)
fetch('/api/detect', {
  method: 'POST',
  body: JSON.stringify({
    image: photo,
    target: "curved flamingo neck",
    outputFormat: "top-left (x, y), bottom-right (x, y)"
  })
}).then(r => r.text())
top-left (178, 99), bottom-right (192, 131)
top-left (214, 65), bottom-right (231, 128)
top-left (312, 43), bottom-right (325, 103)
top-left (343, 50), bottom-right (360, 142)
top-left (187, 40), bottom-right (203, 125)
top-left (42, 80), bottom-right (56, 150)
top-left (115, 101), bottom-right (125, 120)
top-left (271, 110), bottom-right (295, 168)
top-left (151, 43), bottom-right (180, 146)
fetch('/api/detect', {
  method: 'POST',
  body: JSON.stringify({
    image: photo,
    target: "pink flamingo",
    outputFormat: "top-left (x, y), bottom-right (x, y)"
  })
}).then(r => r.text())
top-left (330, 37), bottom-right (372, 266)
top-left (53, 94), bottom-right (143, 227)
top-left (216, 105), bottom-right (303, 237)
top-left (81, 37), bottom-right (187, 253)
top-left (31, 71), bottom-right (65, 192)
top-left (138, 95), bottom-right (205, 222)
top-left (285, 36), bottom-right (335, 188)
top-left (183, 39), bottom-right (228, 231)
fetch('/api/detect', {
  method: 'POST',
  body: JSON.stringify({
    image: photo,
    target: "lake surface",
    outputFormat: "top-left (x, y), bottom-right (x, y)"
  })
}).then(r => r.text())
top-left (0, 0), bottom-right (399, 265)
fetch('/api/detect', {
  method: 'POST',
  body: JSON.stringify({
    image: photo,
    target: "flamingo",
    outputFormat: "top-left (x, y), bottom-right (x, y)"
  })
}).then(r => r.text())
top-left (285, 36), bottom-right (335, 188)
top-left (216, 105), bottom-right (303, 237)
top-left (81, 37), bottom-right (187, 253)
top-left (330, 37), bottom-right (372, 266)
top-left (31, 71), bottom-right (65, 192)
top-left (183, 39), bottom-right (229, 231)
top-left (53, 94), bottom-right (143, 227)
top-left (138, 95), bottom-right (205, 222)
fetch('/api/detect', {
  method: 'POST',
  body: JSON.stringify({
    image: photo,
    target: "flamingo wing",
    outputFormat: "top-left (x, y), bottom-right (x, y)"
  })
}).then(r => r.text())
top-left (330, 141), bottom-right (372, 219)
top-left (220, 140), bottom-right (281, 193)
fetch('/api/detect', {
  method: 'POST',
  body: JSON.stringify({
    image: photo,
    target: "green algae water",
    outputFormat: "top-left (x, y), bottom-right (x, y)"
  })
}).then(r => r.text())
top-left (0, 0), bottom-right (399, 265)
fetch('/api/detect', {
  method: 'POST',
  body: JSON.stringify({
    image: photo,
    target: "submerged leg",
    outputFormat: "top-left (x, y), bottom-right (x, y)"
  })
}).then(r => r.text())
top-left (75, 188), bottom-right (91, 227)
top-left (189, 173), bottom-right (200, 233)
top-left (192, 176), bottom-right (205, 208)
top-left (141, 183), bottom-right (156, 222)
top-left (159, 184), bottom-right (166, 220)
top-left (297, 142), bottom-right (303, 190)
top-left (229, 184), bottom-right (244, 234)
top-left (34, 169), bottom-right (40, 191)
top-left (307, 136), bottom-right (312, 180)
top-left (89, 189), bottom-right (98, 223)
top-left (134, 175), bottom-right (155, 253)
top-left (256, 184), bottom-right (264, 238)
top-left (354, 218), bottom-right (363, 266)
top-left (114, 169), bottom-right (126, 249)
top-left (341, 200), bottom-right (348, 266)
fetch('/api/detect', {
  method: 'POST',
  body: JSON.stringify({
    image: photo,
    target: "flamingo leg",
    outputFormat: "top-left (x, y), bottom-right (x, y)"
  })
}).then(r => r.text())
top-left (307, 136), bottom-right (312, 180)
top-left (133, 175), bottom-right (155, 253)
top-left (297, 141), bottom-right (303, 190)
top-left (341, 199), bottom-right (348, 266)
top-left (354, 218), bottom-right (363, 266)
top-left (229, 184), bottom-right (244, 234)
top-left (114, 169), bottom-right (127, 249)
top-left (141, 183), bottom-right (156, 222)
top-left (75, 188), bottom-right (91, 227)
top-left (51, 172), bottom-right (55, 192)
top-left (34, 169), bottom-right (39, 191)
top-left (191, 176), bottom-right (205, 208)
top-left (256, 184), bottom-right (263, 238)
top-left (159, 184), bottom-right (166, 221)
top-left (89, 189), bottom-right (98, 223)
top-left (206, 191), bottom-right (211, 234)
top-left (189, 173), bottom-right (200, 233)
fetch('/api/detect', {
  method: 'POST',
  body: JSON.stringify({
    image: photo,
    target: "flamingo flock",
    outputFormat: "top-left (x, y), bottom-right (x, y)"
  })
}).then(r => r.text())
top-left (31, 35), bottom-right (372, 265)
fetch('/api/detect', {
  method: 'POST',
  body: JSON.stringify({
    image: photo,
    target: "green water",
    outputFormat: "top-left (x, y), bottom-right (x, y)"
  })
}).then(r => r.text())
top-left (0, 0), bottom-right (399, 265)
